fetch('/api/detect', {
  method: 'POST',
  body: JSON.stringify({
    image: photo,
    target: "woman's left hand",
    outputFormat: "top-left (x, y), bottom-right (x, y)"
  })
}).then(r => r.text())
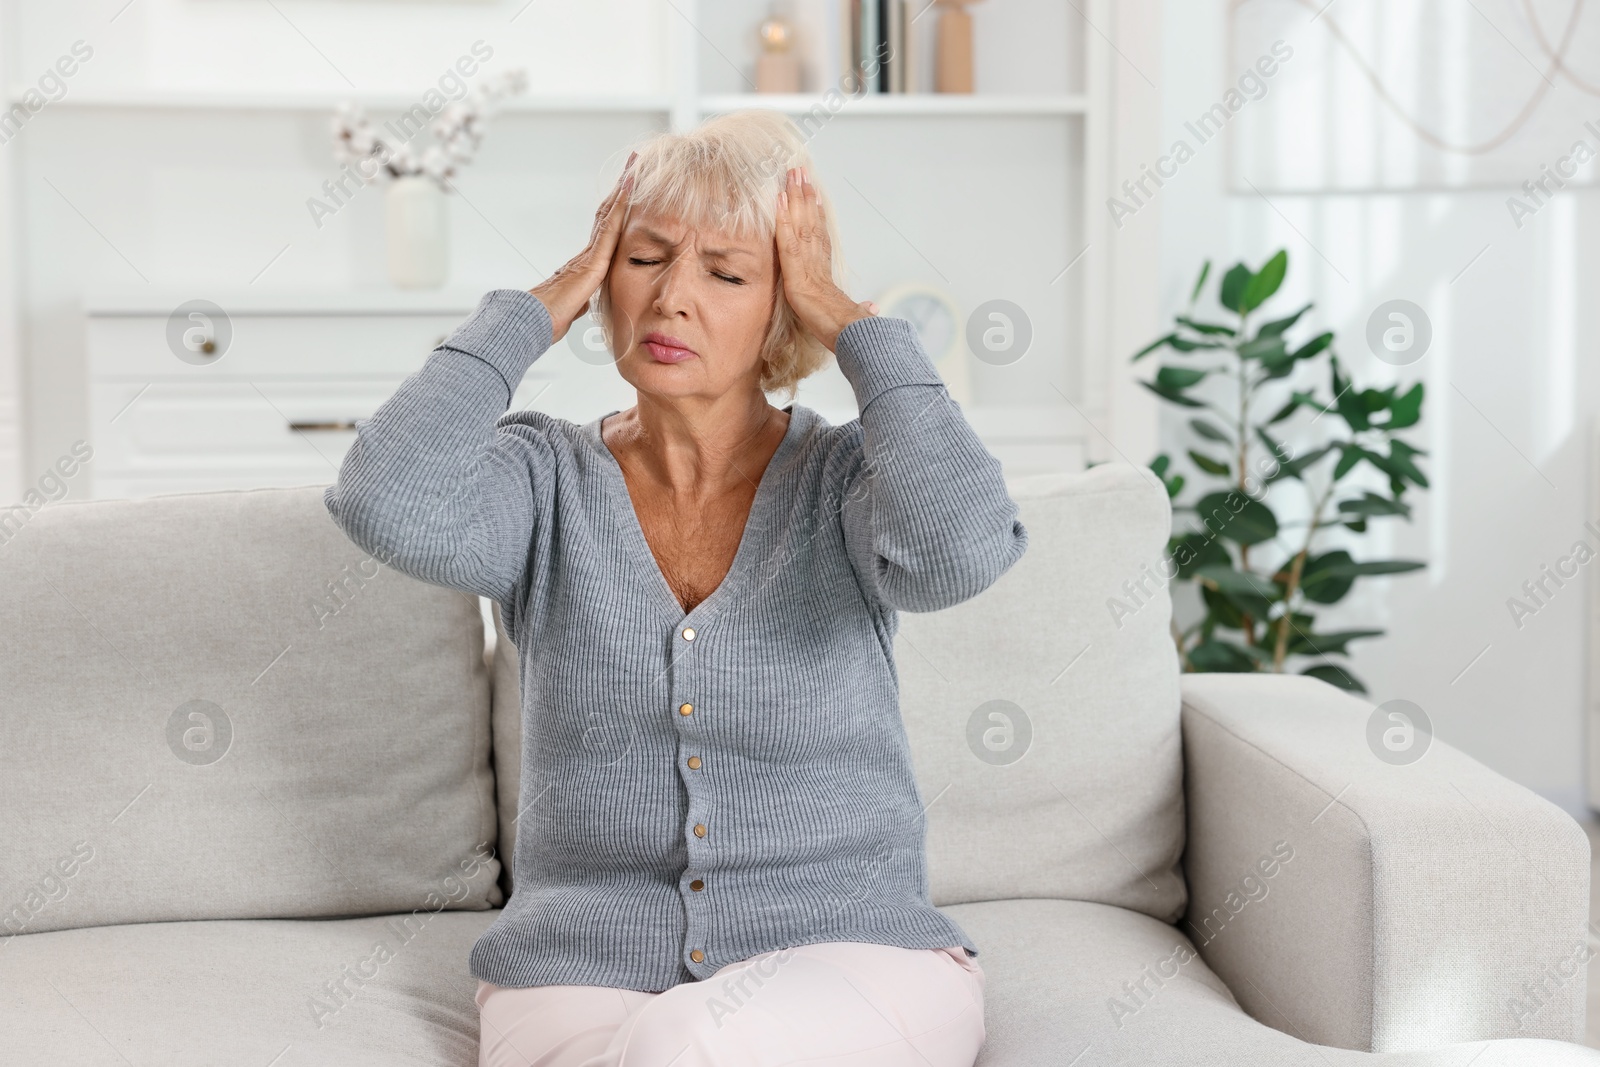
top-left (776, 166), bottom-right (879, 352)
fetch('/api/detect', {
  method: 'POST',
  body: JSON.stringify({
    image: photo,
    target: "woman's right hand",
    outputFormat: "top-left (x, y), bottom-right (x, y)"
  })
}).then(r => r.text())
top-left (530, 151), bottom-right (637, 344)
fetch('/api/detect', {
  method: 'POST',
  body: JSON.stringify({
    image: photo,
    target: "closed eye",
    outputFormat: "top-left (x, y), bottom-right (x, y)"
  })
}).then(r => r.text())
top-left (628, 257), bottom-right (743, 285)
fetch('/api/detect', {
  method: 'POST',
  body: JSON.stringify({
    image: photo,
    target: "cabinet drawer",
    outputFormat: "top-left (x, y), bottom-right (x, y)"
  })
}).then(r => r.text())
top-left (89, 380), bottom-right (402, 480)
top-left (86, 373), bottom-right (634, 499)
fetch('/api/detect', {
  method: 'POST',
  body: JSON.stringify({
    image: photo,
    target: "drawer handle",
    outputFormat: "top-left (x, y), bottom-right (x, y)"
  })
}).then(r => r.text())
top-left (289, 420), bottom-right (360, 432)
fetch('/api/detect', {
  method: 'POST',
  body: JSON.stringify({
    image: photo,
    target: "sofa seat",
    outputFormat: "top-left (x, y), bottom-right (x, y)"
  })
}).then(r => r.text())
top-left (949, 897), bottom-right (1600, 1066)
top-left (8, 898), bottom-right (1598, 1066)
top-left (0, 910), bottom-right (499, 1066)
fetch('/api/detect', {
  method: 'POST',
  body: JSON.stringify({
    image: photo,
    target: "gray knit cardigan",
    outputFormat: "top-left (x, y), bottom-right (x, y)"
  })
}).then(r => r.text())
top-left (324, 288), bottom-right (1029, 992)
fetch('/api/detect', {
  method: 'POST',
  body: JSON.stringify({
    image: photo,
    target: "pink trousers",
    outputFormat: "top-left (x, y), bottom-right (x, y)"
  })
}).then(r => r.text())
top-left (475, 941), bottom-right (986, 1067)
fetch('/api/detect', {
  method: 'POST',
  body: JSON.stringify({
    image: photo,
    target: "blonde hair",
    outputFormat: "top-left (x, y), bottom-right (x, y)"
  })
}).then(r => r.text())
top-left (594, 109), bottom-right (846, 402)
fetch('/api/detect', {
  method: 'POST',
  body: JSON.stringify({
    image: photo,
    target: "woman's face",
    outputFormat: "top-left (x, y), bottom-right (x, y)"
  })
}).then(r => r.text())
top-left (604, 207), bottom-right (778, 402)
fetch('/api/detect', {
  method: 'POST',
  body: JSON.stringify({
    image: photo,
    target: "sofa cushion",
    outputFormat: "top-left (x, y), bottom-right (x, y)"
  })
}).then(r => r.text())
top-left (0, 910), bottom-right (498, 1066)
top-left (0, 486), bottom-right (502, 937)
top-left (490, 461), bottom-right (1186, 922)
top-left (945, 897), bottom-right (1600, 1065)
top-left (899, 462), bottom-right (1185, 919)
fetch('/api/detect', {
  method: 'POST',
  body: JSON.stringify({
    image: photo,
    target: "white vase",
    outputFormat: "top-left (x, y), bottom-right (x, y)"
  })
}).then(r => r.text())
top-left (386, 176), bottom-right (448, 289)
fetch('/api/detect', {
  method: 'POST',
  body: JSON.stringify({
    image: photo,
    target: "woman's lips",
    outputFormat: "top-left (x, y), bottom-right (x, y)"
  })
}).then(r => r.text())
top-left (643, 335), bottom-right (697, 363)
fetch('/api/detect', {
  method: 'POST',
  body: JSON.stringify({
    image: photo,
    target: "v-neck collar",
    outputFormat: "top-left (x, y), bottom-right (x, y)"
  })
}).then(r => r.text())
top-left (582, 403), bottom-right (809, 625)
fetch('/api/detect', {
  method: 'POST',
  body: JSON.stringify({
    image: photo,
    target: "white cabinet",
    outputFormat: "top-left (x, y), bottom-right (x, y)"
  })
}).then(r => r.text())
top-left (86, 284), bottom-right (1087, 500)
top-left (84, 288), bottom-right (632, 500)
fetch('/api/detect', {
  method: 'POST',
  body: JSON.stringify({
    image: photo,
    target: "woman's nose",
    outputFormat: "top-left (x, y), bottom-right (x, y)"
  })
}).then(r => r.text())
top-left (651, 255), bottom-right (692, 315)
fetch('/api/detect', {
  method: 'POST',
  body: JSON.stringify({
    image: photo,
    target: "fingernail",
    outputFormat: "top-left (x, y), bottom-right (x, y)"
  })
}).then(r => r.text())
top-left (779, 190), bottom-right (788, 209)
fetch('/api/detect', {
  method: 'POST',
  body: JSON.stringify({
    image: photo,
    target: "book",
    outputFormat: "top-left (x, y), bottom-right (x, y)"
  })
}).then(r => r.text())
top-left (793, 0), bottom-right (842, 94)
top-left (844, 0), bottom-right (862, 94)
top-left (901, 0), bottom-right (917, 92)
top-left (887, 0), bottom-right (902, 92)
top-left (861, 0), bottom-right (877, 93)
top-left (877, 0), bottom-right (889, 92)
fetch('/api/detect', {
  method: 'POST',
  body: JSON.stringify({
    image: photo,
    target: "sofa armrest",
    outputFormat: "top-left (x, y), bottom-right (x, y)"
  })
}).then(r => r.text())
top-left (1180, 674), bottom-right (1591, 1053)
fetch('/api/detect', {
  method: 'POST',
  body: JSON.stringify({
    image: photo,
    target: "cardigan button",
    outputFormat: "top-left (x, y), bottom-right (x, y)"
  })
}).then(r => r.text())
top-left (687, 756), bottom-right (702, 769)
top-left (694, 823), bottom-right (707, 837)
top-left (679, 703), bottom-right (694, 716)
top-left (691, 949), bottom-right (705, 963)
top-left (690, 879), bottom-right (705, 891)
top-left (682, 627), bottom-right (696, 641)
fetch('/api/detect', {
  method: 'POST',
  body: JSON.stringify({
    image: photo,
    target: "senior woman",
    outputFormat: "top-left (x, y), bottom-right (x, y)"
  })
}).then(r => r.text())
top-left (325, 110), bottom-right (1028, 1067)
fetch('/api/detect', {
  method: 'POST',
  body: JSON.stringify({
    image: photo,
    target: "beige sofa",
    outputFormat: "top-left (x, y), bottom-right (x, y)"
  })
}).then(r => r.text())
top-left (2, 464), bottom-right (1596, 1066)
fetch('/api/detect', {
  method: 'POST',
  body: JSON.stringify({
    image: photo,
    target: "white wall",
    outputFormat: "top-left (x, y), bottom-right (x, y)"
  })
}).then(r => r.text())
top-left (1158, 0), bottom-right (1597, 811)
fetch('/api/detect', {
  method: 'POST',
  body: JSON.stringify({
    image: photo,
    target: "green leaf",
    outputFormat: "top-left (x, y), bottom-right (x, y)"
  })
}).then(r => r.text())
top-left (1188, 449), bottom-right (1232, 476)
top-left (1189, 417), bottom-right (1232, 443)
top-left (1337, 492), bottom-right (1412, 519)
top-left (1298, 549), bottom-right (1355, 604)
top-left (1383, 382), bottom-right (1424, 429)
top-left (1258, 302), bottom-right (1313, 338)
top-left (1200, 583), bottom-right (1254, 631)
top-left (1332, 445), bottom-right (1362, 480)
top-left (1188, 639), bottom-right (1258, 673)
top-left (1176, 315), bottom-right (1235, 337)
top-left (1132, 332), bottom-right (1177, 362)
top-left (1290, 331), bottom-right (1334, 363)
top-left (1356, 447), bottom-right (1409, 490)
top-left (1195, 490), bottom-right (1280, 546)
top-left (1315, 559), bottom-right (1427, 579)
top-left (1332, 360), bottom-right (1370, 431)
top-left (1170, 336), bottom-right (1229, 352)
top-left (1219, 264), bottom-right (1253, 313)
top-left (1270, 443), bottom-right (1335, 482)
top-left (1290, 389), bottom-right (1331, 417)
top-left (1266, 396), bottom-right (1302, 424)
top-left (1238, 336), bottom-right (1289, 363)
top-left (1193, 563), bottom-right (1282, 600)
top-left (1255, 427), bottom-right (1291, 464)
top-left (1287, 628), bottom-right (1385, 657)
top-left (1301, 663), bottom-right (1367, 694)
top-left (1149, 455), bottom-right (1186, 499)
top-left (1190, 260), bottom-right (1212, 305)
top-left (1362, 386), bottom-right (1396, 413)
top-left (1300, 554), bottom-right (1425, 603)
top-left (1169, 531), bottom-right (1230, 579)
top-left (1239, 250), bottom-right (1288, 313)
top-left (1258, 358), bottom-right (1299, 382)
top-left (1388, 440), bottom-right (1429, 488)
top-left (1157, 366), bottom-right (1209, 389)
top-left (1139, 379), bottom-right (1206, 408)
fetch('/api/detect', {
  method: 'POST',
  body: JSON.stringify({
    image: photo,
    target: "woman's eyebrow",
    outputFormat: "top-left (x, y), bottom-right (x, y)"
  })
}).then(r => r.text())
top-left (635, 227), bottom-right (757, 261)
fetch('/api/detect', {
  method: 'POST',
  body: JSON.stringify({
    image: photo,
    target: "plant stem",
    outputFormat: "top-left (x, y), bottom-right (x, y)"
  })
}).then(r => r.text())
top-left (1271, 476), bottom-right (1337, 671)
top-left (1235, 312), bottom-right (1256, 646)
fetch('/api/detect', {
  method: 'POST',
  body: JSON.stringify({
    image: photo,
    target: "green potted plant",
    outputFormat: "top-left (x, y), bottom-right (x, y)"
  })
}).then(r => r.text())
top-left (1132, 249), bottom-right (1427, 693)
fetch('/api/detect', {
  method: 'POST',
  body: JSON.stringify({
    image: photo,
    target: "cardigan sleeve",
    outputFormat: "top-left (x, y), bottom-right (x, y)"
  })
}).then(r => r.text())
top-left (833, 313), bottom-right (1029, 614)
top-left (323, 287), bottom-right (557, 605)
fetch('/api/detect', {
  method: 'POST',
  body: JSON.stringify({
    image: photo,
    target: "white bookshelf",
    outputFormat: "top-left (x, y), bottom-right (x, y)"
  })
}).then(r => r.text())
top-left (697, 93), bottom-right (1092, 116)
top-left (5, 0), bottom-right (1160, 497)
